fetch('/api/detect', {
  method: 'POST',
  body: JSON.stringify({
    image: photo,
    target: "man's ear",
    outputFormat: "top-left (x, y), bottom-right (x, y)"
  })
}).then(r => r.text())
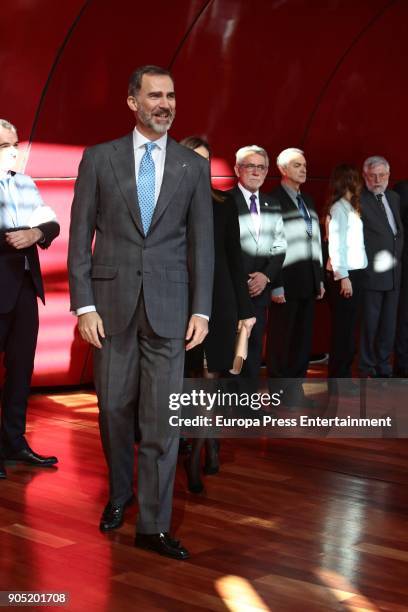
top-left (277, 165), bottom-right (286, 179)
top-left (234, 164), bottom-right (240, 179)
top-left (127, 96), bottom-right (138, 112)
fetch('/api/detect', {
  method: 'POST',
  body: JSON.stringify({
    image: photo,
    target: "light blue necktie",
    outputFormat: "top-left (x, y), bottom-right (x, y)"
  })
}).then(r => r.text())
top-left (137, 142), bottom-right (157, 235)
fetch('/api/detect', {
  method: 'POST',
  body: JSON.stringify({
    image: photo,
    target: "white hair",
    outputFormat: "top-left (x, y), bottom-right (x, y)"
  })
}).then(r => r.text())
top-left (235, 145), bottom-right (269, 166)
top-left (276, 147), bottom-right (304, 169)
top-left (0, 119), bottom-right (17, 132)
top-left (363, 155), bottom-right (390, 173)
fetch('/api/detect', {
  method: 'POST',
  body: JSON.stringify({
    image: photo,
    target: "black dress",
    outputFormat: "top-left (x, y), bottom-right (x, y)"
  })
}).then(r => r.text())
top-left (185, 195), bottom-right (254, 373)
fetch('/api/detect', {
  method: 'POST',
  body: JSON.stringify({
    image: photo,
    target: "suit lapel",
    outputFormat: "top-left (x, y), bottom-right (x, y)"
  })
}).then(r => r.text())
top-left (234, 186), bottom-right (258, 244)
top-left (149, 137), bottom-right (187, 233)
top-left (110, 133), bottom-right (144, 235)
top-left (386, 190), bottom-right (402, 233)
top-left (257, 196), bottom-right (270, 249)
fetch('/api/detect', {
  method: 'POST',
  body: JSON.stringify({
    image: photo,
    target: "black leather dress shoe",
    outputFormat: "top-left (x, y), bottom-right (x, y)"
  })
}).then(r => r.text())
top-left (99, 495), bottom-right (134, 532)
top-left (0, 460), bottom-right (6, 479)
top-left (134, 532), bottom-right (190, 560)
top-left (6, 448), bottom-right (58, 466)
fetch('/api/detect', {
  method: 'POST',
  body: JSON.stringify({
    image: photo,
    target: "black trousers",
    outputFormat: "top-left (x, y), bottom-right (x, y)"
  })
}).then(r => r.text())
top-left (326, 269), bottom-right (365, 378)
top-left (360, 287), bottom-right (400, 377)
top-left (0, 274), bottom-right (39, 455)
top-left (267, 296), bottom-right (315, 378)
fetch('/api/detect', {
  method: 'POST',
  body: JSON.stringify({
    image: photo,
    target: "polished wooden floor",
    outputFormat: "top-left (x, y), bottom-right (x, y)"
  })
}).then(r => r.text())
top-left (0, 390), bottom-right (407, 612)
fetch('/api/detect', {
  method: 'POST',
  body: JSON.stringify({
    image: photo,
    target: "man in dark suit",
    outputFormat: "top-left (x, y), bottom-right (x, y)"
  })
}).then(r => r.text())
top-left (68, 66), bottom-right (214, 559)
top-left (393, 180), bottom-right (408, 376)
top-left (226, 145), bottom-right (286, 379)
top-left (0, 119), bottom-right (60, 479)
top-left (360, 156), bottom-right (403, 377)
top-left (267, 148), bottom-right (324, 406)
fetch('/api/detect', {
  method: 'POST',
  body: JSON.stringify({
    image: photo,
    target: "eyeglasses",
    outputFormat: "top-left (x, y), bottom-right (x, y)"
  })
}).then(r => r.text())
top-left (239, 163), bottom-right (268, 172)
top-left (366, 172), bottom-right (389, 180)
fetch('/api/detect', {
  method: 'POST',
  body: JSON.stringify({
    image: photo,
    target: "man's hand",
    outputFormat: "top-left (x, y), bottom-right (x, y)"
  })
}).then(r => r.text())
top-left (340, 277), bottom-right (352, 298)
top-left (185, 315), bottom-right (208, 351)
top-left (271, 293), bottom-right (286, 304)
top-left (78, 312), bottom-right (105, 349)
top-left (316, 285), bottom-right (325, 300)
top-left (5, 228), bottom-right (43, 249)
top-left (248, 272), bottom-right (269, 297)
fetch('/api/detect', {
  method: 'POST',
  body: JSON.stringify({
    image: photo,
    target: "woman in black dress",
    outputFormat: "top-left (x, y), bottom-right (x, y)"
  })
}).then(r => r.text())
top-left (181, 136), bottom-right (255, 492)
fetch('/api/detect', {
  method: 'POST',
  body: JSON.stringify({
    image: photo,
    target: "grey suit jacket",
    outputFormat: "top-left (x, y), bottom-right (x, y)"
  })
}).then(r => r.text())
top-left (68, 133), bottom-right (214, 337)
top-left (226, 186), bottom-right (286, 306)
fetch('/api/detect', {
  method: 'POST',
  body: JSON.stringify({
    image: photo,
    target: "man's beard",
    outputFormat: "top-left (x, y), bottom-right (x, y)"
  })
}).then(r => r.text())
top-left (138, 108), bottom-right (175, 134)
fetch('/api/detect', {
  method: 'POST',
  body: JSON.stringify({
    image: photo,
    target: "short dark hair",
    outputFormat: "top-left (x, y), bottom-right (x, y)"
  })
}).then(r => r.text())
top-left (128, 65), bottom-right (174, 97)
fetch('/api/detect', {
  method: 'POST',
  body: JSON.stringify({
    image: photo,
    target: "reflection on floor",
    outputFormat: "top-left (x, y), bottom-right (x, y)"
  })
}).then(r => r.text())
top-left (0, 391), bottom-right (407, 611)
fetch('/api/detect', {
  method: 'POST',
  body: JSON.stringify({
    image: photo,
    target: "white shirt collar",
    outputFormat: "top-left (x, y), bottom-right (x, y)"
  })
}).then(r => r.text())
top-left (133, 127), bottom-right (167, 151)
top-left (238, 182), bottom-right (259, 203)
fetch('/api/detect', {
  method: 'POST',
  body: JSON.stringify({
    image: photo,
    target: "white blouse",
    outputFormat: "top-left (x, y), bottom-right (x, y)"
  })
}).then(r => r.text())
top-left (327, 198), bottom-right (367, 280)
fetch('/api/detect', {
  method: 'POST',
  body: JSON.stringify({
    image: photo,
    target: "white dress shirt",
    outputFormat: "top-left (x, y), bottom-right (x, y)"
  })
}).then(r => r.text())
top-left (327, 198), bottom-right (368, 280)
top-left (238, 182), bottom-right (261, 240)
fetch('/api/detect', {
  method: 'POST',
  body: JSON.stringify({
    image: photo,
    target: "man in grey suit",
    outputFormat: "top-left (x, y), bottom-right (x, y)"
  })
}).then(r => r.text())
top-left (226, 145), bottom-right (286, 379)
top-left (68, 65), bottom-right (214, 559)
top-left (360, 155), bottom-right (403, 377)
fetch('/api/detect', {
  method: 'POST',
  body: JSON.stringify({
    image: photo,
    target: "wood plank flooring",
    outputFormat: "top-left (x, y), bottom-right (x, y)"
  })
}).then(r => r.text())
top-left (0, 391), bottom-right (407, 611)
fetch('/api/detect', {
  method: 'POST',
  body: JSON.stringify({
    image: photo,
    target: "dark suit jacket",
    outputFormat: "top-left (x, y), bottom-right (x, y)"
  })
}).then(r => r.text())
top-left (68, 133), bottom-right (214, 338)
top-left (269, 184), bottom-right (323, 300)
top-left (226, 185), bottom-right (286, 306)
top-left (360, 187), bottom-right (403, 291)
top-left (0, 172), bottom-right (60, 314)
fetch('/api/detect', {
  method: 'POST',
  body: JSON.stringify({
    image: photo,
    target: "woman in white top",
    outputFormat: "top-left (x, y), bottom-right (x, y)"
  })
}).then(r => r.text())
top-left (326, 164), bottom-right (368, 378)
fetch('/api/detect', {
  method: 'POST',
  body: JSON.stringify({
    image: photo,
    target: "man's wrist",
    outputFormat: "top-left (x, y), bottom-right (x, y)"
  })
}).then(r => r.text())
top-left (33, 228), bottom-right (44, 243)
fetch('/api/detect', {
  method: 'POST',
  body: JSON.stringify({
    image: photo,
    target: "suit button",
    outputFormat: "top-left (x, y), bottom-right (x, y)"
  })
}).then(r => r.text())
top-left (137, 271), bottom-right (141, 276)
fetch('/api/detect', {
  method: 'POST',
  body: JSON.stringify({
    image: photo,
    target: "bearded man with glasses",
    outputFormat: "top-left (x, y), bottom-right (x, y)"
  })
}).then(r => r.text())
top-left (360, 156), bottom-right (403, 378)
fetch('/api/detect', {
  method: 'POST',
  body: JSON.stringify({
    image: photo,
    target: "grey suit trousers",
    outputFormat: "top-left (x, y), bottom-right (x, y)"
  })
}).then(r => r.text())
top-left (94, 292), bottom-right (184, 534)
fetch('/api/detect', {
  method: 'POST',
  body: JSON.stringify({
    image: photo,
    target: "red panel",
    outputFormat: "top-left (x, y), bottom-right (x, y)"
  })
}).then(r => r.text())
top-left (0, 0), bottom-right (84, 140)
top-left (33, 180), bottom-right (92, 386)
top-left (3, 0), bottom-right (408, 385)
top-left (304, 1), bottom-right (408, 181)
top-left (25, 0), bottom-right (209, 177)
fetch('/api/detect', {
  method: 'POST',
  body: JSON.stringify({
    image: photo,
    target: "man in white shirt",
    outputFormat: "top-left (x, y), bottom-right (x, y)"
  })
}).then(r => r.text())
top-left (0, 119), bottom-right (59, 478)
top-left (68, 66), bottom-right (214, 559)
top-left (226, 145), bottom-right (286, 379)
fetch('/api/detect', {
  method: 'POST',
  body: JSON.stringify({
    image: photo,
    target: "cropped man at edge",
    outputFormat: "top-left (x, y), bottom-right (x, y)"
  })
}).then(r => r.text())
top-left (0, 119), bottom-right (60, 479)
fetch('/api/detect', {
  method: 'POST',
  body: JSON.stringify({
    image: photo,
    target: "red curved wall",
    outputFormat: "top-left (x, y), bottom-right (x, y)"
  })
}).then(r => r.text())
top-left (1, 0), bottom-right (407, 385)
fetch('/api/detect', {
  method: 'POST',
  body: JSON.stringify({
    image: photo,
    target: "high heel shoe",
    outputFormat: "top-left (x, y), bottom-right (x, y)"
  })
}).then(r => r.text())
top-left (184, 439), bottom-right (204, 493)
top-left (203, 439), bottom-right (220, 475)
